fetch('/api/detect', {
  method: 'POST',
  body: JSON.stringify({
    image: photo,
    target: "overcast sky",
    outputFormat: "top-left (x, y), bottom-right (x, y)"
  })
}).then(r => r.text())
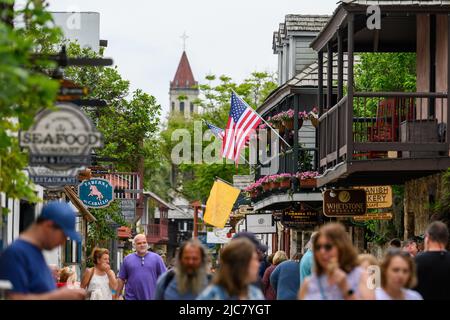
top-left (44, 0), bottom-right (338, 115)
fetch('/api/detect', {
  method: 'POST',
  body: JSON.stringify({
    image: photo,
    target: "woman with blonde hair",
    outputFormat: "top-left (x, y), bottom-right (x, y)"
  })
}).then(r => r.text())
top-left (57, 267), bottom-right (75, 288)
top-left (298, 223), bottom-right (374, 300)
top-left (81, 247), bottom-right (117, 300)
top-left (262, 251), bottom-right (287, 300)
top-left (375, 249), bottom-right (422, 300)
top-left (197, 238), bottom-right (264, 300)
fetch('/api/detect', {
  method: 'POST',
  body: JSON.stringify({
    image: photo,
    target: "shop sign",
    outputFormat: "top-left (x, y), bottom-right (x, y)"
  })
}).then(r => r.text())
top-left (282, 210), bottom-right (319, 228)
top-left (245, 214), bottom-right (277, 234)
top-left (354, 186), bottom-right (392, 209)
top-left (120, 199), bottom-right (136, 223)
top-left (323, 189), bottom-right (367, 217)
top-left (19, 102), bottom-right (103, 170)
top-left (78, 178), bottom-right (114, 208)
top-left (353, 212), bottom-right (393, 221)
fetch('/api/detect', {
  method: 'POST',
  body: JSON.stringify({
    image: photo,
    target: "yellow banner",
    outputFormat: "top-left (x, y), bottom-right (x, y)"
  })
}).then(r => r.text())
top-left (204, 180), bottom-right (241, 228)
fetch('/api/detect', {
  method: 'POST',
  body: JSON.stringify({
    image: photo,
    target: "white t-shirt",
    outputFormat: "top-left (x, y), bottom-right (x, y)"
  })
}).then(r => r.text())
top-left (375, 287), bottom-right (423, 300)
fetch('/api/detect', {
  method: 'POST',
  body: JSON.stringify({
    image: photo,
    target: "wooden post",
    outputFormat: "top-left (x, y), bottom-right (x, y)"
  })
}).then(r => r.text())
top-left (327, 42), bottom-right (333, 109)
top-left (447, 14), bottom-right (450, 145)
top-left (338, 29), bottom-right (344, 101)
top-left (347, 13), bottom-right (355, 161)
top-left (318, 51), bottom-right (324, 114)
top-left (191, 200), bottom-right (201, 238)
top-left (293, 95), bottom-right (299, 174)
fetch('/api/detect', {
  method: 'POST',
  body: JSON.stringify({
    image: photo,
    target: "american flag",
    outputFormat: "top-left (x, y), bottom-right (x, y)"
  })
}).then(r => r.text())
top-left (222, 92), bottom-right (261, 162)
top-left (205, 121), bottom-right (225, 140)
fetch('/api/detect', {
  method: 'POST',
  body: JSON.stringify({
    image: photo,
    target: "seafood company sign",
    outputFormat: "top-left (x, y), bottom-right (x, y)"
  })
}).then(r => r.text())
top-left (78, 178), bottom-right (114, 208)
top-left (19, 102), bottom-right (103, 170)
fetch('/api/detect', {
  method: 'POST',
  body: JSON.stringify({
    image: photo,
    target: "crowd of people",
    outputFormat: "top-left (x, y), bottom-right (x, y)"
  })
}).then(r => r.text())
top-left (0, 201), bottom-right (449, 300)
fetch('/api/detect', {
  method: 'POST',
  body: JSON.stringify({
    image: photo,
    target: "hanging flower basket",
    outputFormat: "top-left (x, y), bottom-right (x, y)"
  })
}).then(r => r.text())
top-left (309, 108), bottom-right (319, 128)
top-left (296, 171), bottom-right (319, 188)
top-left (280, 179), bottom-right (291, 189)
top-left (263, 181), bottom-right (271, 191)
top-left (276, 174), bottom-right (292, 189)
top-left (282, 119), bottom-right (294, 130)
top-left (300, 178), bottom-right (317, 188)
top-left (270, 180), bottom-right (280, 189)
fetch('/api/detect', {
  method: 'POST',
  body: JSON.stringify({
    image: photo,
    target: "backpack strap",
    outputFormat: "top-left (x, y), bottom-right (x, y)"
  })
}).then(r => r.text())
top-left (161, 269), bottom-right (176, 300)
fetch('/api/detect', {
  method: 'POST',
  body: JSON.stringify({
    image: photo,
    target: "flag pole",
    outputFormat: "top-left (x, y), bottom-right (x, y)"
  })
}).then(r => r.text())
top-left (231, 90), bottom-right (292, 149)
top-left (215, 176), bottom-right (235, 188)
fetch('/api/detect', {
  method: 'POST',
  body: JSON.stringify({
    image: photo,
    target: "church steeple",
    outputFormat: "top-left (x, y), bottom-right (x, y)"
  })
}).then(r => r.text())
top-left (169, 49), bottom-right (199, 117)
top-left (170, 51), bottom-right (197, 90)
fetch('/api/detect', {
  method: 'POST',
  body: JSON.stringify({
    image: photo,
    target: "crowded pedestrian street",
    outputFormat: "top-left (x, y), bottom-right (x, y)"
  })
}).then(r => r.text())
top-left (1, 1), bottom-right (450, 315)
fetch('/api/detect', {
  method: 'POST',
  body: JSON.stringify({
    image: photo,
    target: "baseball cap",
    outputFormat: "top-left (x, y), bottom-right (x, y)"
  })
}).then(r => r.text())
top-left (232, 231), bottom-right (268, 253)
top-left (40, 201), bottom-right (81, 242)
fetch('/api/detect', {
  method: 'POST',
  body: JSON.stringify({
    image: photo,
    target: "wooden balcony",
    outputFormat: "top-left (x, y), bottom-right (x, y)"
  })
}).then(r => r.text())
top-left (144, 223), bottom-right (169, 244)
top-left (318, 92), bottom-right (450, 187)
top-left (256, 148), bottom-right (319, 180)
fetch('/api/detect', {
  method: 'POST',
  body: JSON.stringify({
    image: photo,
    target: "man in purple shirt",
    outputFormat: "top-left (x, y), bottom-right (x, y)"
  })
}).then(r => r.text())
top-left (117, 234), bottom-right (166, 300)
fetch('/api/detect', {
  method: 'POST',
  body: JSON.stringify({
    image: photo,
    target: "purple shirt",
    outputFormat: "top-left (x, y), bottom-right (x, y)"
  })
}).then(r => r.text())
top-left (118, 252), bottom-right (167, 300)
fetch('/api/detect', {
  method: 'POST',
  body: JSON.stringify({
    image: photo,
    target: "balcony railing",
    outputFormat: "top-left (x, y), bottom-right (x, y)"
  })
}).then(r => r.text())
top-left (144, 223), bottom-right (168, 244)
top-left (318, 92), bottom-right (449, 172)
top-left (256, 148), bottom-right (318, 181)
top-left (99, 172), bottom-right (142, 200)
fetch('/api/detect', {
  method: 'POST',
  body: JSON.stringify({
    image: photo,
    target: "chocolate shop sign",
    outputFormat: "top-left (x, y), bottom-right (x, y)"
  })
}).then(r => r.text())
top-left (19, 102), bottom-right (103, 170)
top-left (323, 189), bottom-right (367, 217)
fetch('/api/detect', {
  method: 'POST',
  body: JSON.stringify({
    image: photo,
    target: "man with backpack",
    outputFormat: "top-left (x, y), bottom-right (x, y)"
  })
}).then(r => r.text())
top-left (155, 239), bottom-right (211, 300)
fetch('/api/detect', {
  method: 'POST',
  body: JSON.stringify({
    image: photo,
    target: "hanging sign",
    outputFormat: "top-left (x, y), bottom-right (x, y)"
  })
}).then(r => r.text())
top-left (282, 209), bottom-right (319, 228)
top-left (354, 186), bottom-right (393, 209)
top-left (207, 227), bottom-right (233, 244)
top-left (352, 212), bottom-right (393, 221)
top-left (27, 166), bottom-right (81, 187)
top-left (120, 199), bottom-right (136, 223)
top-left (19, 102), bottom-right (103, 170)
top-left (323, 189), bottom-right (367, 217)
top-left (78, 178), bottom-right (114, 208)
top-left (245, 214), bottom-right (277, 234)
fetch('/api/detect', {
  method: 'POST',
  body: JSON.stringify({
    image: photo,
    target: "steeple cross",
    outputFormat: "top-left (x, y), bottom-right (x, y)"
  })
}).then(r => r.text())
top-left (180, 32), bottom-right (189, 51)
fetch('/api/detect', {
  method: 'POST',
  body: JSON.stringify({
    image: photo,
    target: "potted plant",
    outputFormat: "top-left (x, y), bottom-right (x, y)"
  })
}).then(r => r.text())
top-left (278, 173), bottom-right (292, 189)
top-left (309, 107), bottom-right (319, 128)
top-left (281, 110), bottom-right (295, 130)
top-left (269, 175), bottom-right (280, 189)
top-left (297, 171), bottom-right (318, 188)
top-left (245, 183), bottom-right (258, 199)
top-left (260, 176), bottom-right (271, 192)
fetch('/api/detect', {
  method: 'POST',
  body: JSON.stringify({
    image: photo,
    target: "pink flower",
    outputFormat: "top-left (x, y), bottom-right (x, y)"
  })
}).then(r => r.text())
top-left (296, 171), bottom-right (319, 180)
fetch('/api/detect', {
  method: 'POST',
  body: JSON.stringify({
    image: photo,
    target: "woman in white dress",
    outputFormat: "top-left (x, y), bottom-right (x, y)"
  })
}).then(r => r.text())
top-left (81, 248), bottom-right (118, 300)
top-left (375, 248), bottom-right (423, 300)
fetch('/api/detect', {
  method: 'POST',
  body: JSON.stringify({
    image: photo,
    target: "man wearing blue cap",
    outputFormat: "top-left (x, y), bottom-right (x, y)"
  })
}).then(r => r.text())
top-left (0, 201), bottom-right (86, 299)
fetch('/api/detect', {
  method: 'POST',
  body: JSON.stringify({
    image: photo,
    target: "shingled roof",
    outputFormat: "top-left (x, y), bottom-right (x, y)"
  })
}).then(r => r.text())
top-left (257, 54), bottom-right (359, 115)
top-left (273, 15), bottom-right (330, 51)
top-left (284, 14), bottom-right (330, 33)
top-left (170, 51), bottom-right (197, 90)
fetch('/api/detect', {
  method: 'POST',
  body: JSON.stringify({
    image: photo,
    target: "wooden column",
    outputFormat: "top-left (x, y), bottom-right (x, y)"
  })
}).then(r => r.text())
top-left (327, 42), bottom-right (333, 109)
top-left (347, 13), bottom-right (354, 161)
top-left (338, 29), bottom-right (344, 101)
top-left (293, 95), bottom-right (299, 174)
top-left (318, 51), bottom-right (324, 114)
